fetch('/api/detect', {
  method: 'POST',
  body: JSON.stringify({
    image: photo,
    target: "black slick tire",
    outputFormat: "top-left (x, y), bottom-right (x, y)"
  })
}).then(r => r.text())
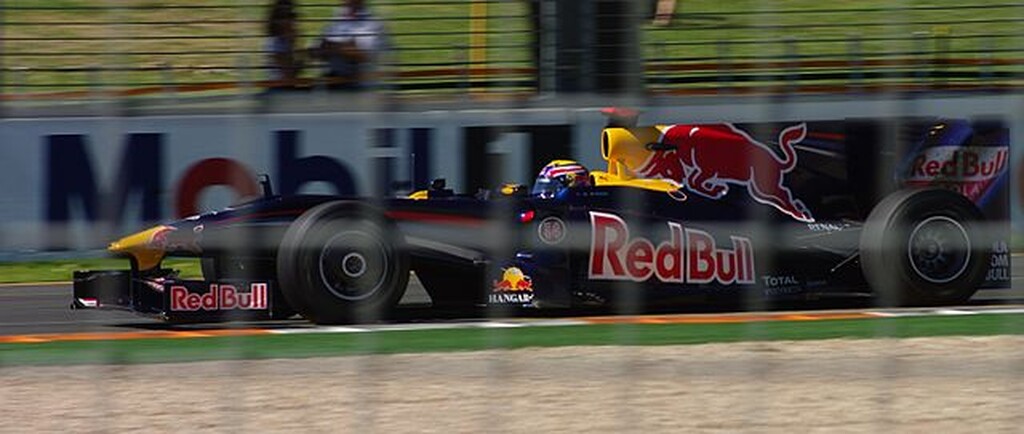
top-left (276, 201), bottom-right (409, 324)
top-left (859, 188), bottom-right (989, 306)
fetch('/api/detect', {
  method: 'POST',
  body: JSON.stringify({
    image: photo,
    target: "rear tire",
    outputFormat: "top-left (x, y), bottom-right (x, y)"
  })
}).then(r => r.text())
top-left (277, 201), bottom-right (409, 324)
top-left (860, 188), bottom-right (989, 306)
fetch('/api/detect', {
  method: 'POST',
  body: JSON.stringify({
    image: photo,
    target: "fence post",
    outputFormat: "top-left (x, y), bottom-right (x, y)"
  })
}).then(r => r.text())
top-left (237, 55), bottom-right (251, 95)
top-left (469, 0), bottom-right (487, 96)
top-left (981, 36), bottom-right (993, 84)
top-left (652, 39), bottom-right (665, 94)
top-left (160, 62), bottom-right (178, 103)
top-left (101, 0), bottom-right (117, 110)
top-left (88, 64), bottom-right (102, 102)
top-left (455, 43), bottom-right (470, 95)
top-left (913, 31), bottom-right (929, 90)
top-left (848, 34), bottom-right (863, 93)
top-left (12, 67), bottom-right (25, 99)
top-left (579, 0), bottom-right (595, 93)
top-left (784, 37), bottom-right (797, 94)
top-left (538, 0), bottom-right (557, 96)
top-left (717, 40), bottom-right (732, 94)
top-left (0, 0), bottom-right (5, 116)
top-left (933, 26), bottom-right (949, 89)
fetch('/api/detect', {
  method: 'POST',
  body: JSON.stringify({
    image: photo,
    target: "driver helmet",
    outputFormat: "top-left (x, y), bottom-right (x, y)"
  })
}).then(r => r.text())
top-left (532, 160), bottom-right (591, 198)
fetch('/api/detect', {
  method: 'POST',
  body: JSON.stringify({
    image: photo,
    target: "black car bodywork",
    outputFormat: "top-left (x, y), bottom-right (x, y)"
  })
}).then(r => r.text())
top-left (73, 116), bottom-right (1010, 324)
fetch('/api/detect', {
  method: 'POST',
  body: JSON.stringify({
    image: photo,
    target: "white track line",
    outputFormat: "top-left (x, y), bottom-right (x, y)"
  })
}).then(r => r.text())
top-left (266, 319), bottom-right (589, 335)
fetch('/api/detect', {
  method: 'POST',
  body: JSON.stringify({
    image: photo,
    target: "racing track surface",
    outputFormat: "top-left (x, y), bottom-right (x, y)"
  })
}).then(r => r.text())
top-left (3, 261), bottom-right (1023, 337)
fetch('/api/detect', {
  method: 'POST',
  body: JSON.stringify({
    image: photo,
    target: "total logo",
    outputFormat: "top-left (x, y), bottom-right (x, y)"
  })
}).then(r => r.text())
top-left (588, 212), bottom-right (755, 285)
top-left (170, 283), bottom-right (269, 311)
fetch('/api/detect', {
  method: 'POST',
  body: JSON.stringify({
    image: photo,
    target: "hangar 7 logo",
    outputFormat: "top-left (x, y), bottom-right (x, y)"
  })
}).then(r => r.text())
top-left (637, 123), bottom-right (814, 223)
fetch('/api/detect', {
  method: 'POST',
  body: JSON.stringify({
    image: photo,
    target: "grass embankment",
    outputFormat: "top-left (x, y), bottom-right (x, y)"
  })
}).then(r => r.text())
top-left (0, 258), bottom-right (201, 284)
top-left (3, 1), bottom-right (1019, 93)
top-left (2, 313), bottom-right (1023, 366)
top-left (3, 0), bottom-right (530, 92)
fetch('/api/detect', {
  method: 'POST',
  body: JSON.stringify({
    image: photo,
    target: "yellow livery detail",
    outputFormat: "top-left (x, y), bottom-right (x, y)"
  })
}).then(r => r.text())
top-left (590, 125), bottom-right (686, 197)
top-left (590, 171), bottom-right (682, 196)
top-left (107, 225), bottom-right (173, 270)
top-left (600, 125), bottom-right (669, 179)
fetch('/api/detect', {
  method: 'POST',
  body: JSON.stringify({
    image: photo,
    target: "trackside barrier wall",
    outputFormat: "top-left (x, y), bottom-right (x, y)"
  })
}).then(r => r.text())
top-left (0, 93), bottom-right (1022, 253)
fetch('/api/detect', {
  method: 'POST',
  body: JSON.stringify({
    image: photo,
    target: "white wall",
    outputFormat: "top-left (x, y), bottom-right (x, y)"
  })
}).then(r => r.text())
top-left (1, 94), bottom-right (1020, 252)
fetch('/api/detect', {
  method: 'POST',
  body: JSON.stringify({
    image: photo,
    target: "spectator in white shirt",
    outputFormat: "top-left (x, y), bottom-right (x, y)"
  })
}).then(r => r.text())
top-left (315, 0), bottom-right (387, 90)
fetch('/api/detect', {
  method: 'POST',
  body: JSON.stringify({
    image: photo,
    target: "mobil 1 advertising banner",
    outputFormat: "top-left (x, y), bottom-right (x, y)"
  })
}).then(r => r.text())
top-left (0, 111), bottom-right (577, 253)
top-left (0, 115), bottom-right (377, 251)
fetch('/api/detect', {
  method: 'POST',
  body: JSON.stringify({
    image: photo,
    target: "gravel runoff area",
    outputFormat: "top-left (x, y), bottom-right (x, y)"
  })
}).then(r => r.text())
top-left (4, 336), bottom-right (1024, 433)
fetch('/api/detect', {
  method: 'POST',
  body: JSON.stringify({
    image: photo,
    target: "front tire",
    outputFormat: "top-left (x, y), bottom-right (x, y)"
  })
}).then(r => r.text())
top-left (859, 188), bottom-right (989, 306)
top-left (277, 202), bottom-right (409, 324)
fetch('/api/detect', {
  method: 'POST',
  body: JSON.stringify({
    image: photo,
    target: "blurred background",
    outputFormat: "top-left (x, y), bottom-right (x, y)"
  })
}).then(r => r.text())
top-left (2, 0), bottom-right (1022, 253)
top-left (4, 1), bottom-right (1023, 101)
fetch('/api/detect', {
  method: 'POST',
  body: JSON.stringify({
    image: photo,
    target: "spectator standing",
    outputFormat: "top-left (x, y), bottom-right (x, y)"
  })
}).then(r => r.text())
top-left (265, 0), bottom-right (305, 91)
top-left (652, 0), bottom-right (677, 26)
top-left (316, 0), bottom-right (387, 90)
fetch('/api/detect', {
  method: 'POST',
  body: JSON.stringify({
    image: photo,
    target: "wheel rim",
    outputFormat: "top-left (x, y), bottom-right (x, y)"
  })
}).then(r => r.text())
top-left (906, 216), bottom-right (971, 284)
top-left (341, 253), bottom-right (368, 278)
top-left (317, 230), bottom-right (390, 301)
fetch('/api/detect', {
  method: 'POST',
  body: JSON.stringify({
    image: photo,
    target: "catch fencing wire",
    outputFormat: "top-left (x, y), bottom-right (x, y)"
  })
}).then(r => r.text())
top-left (0, 0), bottom-right (4, 116)
top-left (5, 3), bottom-right (1024, 432)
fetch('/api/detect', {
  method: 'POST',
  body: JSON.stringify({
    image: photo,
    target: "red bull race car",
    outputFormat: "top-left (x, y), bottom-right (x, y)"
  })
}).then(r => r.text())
top-left (73, 111), bottom-right (1010, 324)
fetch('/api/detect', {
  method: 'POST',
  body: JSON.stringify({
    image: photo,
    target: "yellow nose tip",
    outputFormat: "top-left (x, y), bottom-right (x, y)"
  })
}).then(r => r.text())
top-left (106, 225), bottom-right (172, 270)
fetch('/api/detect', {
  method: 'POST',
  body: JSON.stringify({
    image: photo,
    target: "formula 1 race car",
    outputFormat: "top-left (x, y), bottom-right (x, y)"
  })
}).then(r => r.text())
top-left (73, 110), bottom-right (1009, 324)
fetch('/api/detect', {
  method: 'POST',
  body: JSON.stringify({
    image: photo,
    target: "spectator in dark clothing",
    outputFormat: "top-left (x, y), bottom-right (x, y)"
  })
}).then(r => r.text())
top-left (314, 0), bottom-right (387, 91)
top-left (265, 0), bottom-right (305, 91)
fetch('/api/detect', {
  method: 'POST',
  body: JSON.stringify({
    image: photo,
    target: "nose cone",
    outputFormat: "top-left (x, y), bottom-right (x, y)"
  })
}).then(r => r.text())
top-left (108, 225), bottom-right (174, 271)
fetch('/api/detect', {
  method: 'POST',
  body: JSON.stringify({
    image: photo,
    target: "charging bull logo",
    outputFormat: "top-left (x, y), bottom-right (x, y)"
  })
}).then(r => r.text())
top-left (636, 123), bottom-right (814, 222)
top-left (494, 267), bottom-right (533, 292)
top-left (490, 267), bottom-right (534, 304)
top-left (148, 226), bottom-right (175, 249)
top-left (589, 212), bottom-right (755, 285)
